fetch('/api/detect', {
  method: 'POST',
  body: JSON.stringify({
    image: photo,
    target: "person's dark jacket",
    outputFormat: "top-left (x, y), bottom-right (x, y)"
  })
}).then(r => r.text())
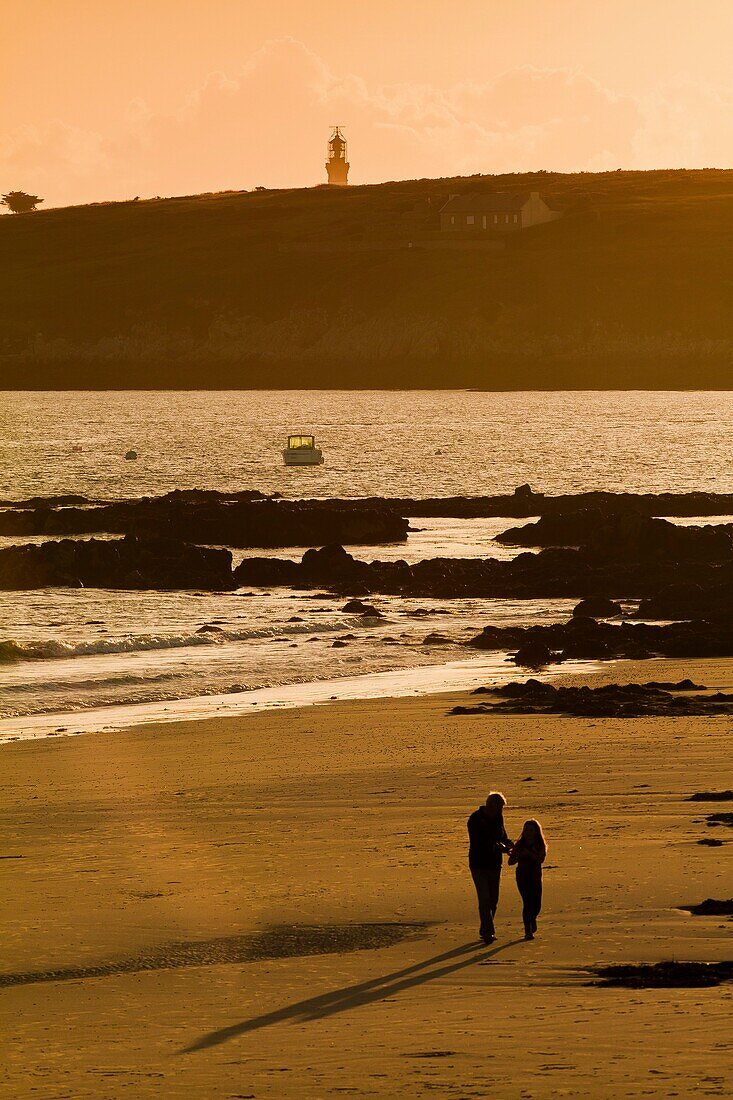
top-left (508, 836), bottom-right (546, 879)
top-left (467, 809), bottom-right (512, 869)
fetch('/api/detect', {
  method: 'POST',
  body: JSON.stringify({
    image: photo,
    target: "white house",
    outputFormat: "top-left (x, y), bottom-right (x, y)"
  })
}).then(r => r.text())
top-left (439, 191), bottom-right (560, 232)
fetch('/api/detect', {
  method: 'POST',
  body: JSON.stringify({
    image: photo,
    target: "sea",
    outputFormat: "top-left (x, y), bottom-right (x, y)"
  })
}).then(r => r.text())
top-left (1, 390), bottom-right (731, 740)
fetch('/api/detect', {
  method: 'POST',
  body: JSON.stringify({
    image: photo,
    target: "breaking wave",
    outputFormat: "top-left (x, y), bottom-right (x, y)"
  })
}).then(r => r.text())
top-left (0, 618), bottom-right (354, 664)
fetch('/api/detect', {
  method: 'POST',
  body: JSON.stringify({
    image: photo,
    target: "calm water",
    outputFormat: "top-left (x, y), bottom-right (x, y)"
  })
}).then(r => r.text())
top-left (1, 390), bottom-right (731, 736)
top-left (2, 390), bottom-right (732, 500)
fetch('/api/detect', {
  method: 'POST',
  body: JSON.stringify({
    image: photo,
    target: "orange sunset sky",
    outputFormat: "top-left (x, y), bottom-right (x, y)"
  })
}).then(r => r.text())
top-left (4, 0), bottom-right (733, 209)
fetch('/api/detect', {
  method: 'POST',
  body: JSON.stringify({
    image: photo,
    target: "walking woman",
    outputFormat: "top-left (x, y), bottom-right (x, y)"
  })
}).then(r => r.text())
top-left (508, 819), bottom-right (547, 940)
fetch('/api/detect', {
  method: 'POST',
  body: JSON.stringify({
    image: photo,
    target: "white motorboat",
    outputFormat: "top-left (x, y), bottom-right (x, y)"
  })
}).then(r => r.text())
top-left (283, 434), bottom-right (324, 466)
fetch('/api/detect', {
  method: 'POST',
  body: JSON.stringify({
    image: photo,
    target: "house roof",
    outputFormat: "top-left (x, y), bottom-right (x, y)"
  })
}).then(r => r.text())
top-left (440, 192), bottom-right (533, 214)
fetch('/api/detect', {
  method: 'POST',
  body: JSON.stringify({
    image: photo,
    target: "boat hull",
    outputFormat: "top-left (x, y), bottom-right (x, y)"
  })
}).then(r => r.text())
top-left (283, 449), bottom-right (324, 466)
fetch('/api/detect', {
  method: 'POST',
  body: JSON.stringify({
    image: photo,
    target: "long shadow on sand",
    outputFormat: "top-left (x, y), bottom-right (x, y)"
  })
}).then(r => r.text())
top-left (183, 938), bottom-right (524, 1054)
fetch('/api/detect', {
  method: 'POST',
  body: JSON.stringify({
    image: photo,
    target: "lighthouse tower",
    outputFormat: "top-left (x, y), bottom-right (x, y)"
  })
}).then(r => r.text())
top-left (326, 126), bottom-right (349, 186)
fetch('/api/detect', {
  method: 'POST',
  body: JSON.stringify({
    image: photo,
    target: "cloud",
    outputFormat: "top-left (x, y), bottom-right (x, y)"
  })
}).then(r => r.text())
top-left (1, 37), bottom-right (731, 208)
top-left (634, 78), bottom-right (733, 168)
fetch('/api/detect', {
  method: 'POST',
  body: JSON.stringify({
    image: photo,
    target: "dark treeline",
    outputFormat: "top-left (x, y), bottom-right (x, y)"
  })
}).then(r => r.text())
top-left (2, 356), bottom-right (730, 391)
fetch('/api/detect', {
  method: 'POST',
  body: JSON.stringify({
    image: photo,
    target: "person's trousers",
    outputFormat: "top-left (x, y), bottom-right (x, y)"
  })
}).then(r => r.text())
top-left (470, 865), bottom-right (501, 939)
top-left (516, 868), bottom-right (542, 934)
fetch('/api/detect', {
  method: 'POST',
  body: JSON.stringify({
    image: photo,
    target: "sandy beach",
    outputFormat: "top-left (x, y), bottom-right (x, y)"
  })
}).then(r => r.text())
top-left (1, 657), bottom-right (730, 1098)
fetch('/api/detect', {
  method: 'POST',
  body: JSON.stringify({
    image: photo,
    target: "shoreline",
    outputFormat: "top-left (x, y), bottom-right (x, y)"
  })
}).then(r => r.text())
top-left (0, 652), bottom-right (603, 742)
top-left (6, 647), bottom-right (732, 746)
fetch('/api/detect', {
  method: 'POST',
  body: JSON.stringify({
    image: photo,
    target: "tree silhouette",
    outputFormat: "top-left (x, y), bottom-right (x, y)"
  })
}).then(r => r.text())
top-left (1, 191), bottom-right (43, 214)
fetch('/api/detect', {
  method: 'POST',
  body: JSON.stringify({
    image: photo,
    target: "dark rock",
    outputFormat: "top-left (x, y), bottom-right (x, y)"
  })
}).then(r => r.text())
top-left (697, 838), bottom-right (725, 847)
top-left (385, 489), bottom-right (733, 521)
top-left (645, 679), bottom-right (704, 691)
top-left (572, 596), bottom-right (623, 618)
top-left (0, 492), bottom-right (408, 549)
top-left (682, 898), bottom-right (733, 916)
top-left (495, 508), bottom-right (619, 548)
top-left (490, 514), bottom-right (730, 602)
top-left (124, 450), bottom-right (138, 460)
top-left (0, 536), bottom-right (232, 591)
top-left (495, 509), bottom-right (733, 563)
top-left (637, 580), bottom-right (733, 622)
top-left (225, 539), bottom-right (733, 607)
top-left (4, 488), bottom-right (733, 527)
top-left (331, 640), bottom-right (348, 648)
top-left (302, 544), bottom-right (356, 576)
top-left (6, 492), bottom-right (714, 604)
top-left (467, 616), bottom-right (733, 662)
top-left (706, 812), bottom-right (733, 828)
top-left (233, 557), bottom-right (301, 587)
top-left (593, 961), bottom-right (733, 988)
top-left (513, 484), bottom-right (539, 499)
top-left (450, 679), bottom-right (733, 718)
top-left (0, 494), bottom-right (94, 509)
top-left (422, 632), bottom-right (452, 645)
top-left (511, 642), bottom-right (553, 667)
top-left (688, 790), bottom-right (733, 802)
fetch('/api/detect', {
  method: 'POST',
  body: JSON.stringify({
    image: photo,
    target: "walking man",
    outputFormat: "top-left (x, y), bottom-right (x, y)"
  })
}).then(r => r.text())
top-left (467, 791), bottom-right (513, 944)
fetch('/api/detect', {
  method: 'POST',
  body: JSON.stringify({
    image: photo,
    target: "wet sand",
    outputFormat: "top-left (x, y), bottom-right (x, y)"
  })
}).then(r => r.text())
top-left (1, 657), bottom-right (731, 1098)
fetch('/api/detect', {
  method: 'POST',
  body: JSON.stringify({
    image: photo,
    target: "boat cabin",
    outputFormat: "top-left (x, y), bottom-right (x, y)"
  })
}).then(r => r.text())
top-left (283, 433), bottom-right (324, 466)
top-left (287, 435), bottom-right (317, 450)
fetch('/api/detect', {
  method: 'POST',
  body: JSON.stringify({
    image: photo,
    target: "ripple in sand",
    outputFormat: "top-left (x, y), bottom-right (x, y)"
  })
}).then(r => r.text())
top-left (0, 921), bottom-right (427, 989)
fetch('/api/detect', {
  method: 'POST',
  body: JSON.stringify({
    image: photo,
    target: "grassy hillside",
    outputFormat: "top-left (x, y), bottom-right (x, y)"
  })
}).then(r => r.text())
top-left (2, 169), bottom-right (733, 388)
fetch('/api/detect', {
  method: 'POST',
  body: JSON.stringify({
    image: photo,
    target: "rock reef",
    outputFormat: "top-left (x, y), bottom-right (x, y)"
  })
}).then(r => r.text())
top-left (449, 679), bottom-right (733, 718)
top-left (495, 510), bottom-right (733, 562)
top-left (592, 961), bottom-right (733, 988)
top-left (373, 489), bottom-right (733, 520)
top-left (0, 490), bottom-right (408, 548)
top-left (233, 540), bottom-right (733, 608)
top-left (0, 536), bottom-right (232, 590)
top-left (467, 616), bottom-right (733, 661)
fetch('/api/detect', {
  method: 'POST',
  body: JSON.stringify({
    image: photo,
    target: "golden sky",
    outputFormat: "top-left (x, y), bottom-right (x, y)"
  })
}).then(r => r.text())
top-left (4, 0), bottom-right (733, 207)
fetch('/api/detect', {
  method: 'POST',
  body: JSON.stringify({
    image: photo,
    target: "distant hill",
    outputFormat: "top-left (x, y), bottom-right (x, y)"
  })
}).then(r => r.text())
top-left (2, 169), bottom-right (733, 389)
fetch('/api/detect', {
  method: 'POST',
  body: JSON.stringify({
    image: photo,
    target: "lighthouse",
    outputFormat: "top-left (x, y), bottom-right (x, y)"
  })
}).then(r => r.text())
top-left (326, 126), bottom-right (349, 186)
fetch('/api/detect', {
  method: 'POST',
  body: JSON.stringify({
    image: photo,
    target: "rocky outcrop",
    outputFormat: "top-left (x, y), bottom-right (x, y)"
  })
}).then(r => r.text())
top-left (512, 642), bottom-right (554, 668)
top-left (378, 489), bottom-right (733, 519)
top-left (233, 543), bottom-right (598, 597)
top-left (573, 596), bottom-right (623, 618)
top-left (592, 961), bottom-right (733, 988)
top-left (450, 679), bottom-right (733, 718)
top-left (233, 540), bottom-right (733, 604)
top-left (495, 511), bottom-right (733, 562)
top-left (2, 488), bottom-right (733, 542)
top-left (0, 494), bottom-right (94, 509)
top-left (0, 492), bottom-right (408, 548)
top-left (636, 580), bottom-right (733, 622)
top-left (682, 899), bottom-right (733, 915)
top-left (467, 615), bottom-right (733, 661)
top-left (0, 536), bottom-right (233, 590)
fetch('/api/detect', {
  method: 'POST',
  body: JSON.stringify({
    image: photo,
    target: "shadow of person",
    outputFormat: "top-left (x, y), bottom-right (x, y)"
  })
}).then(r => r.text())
top-left (183, 937), bottom-right (524, 1054)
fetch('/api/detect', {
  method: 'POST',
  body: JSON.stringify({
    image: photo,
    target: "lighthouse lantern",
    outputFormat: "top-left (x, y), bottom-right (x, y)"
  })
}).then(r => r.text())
top-left (326, 126), bottom-right (349, 186)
